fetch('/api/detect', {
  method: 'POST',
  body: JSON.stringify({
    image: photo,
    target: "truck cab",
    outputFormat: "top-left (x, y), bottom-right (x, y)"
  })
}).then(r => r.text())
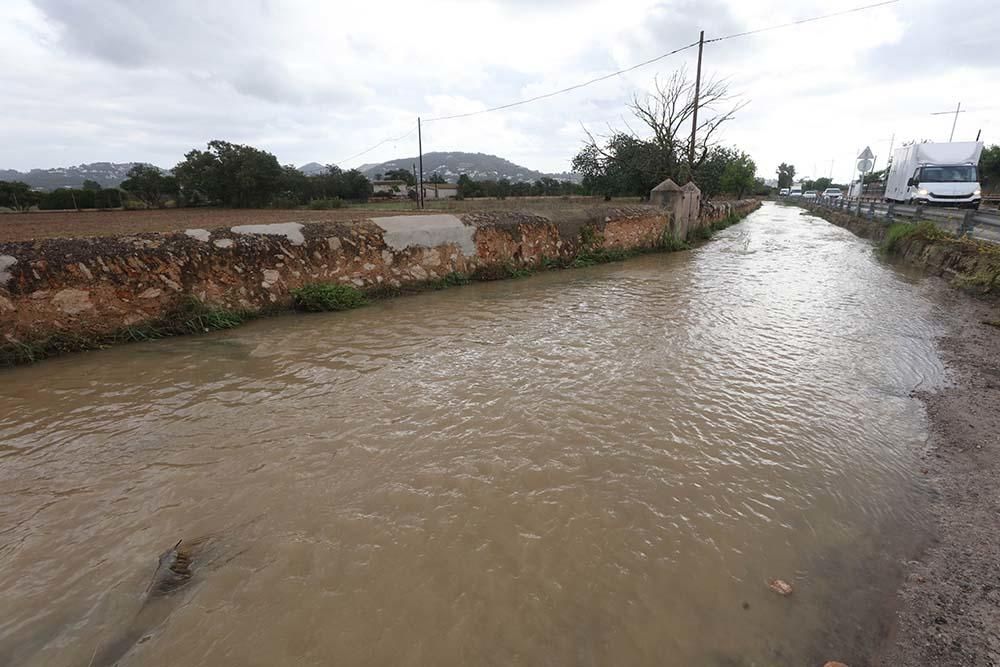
top-left (906, 164), bottom-right (982, 209)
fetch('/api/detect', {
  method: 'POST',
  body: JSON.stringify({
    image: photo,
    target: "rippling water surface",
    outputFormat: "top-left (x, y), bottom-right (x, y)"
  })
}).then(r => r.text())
top-left (1, 203), bottom-right (945, 665)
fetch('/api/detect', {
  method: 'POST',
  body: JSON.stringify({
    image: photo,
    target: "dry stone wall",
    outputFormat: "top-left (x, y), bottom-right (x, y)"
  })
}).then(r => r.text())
top-left (0, 201), bottom-right (759, 360)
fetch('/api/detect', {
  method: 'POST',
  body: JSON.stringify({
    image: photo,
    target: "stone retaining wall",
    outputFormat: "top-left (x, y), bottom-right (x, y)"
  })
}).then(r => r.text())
top-left (1, 200), bottom-right (759, 362)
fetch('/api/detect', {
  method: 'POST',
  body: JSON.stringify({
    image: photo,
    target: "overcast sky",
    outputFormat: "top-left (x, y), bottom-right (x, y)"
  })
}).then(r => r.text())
top-left (2, 0), bottom-right (997, 183)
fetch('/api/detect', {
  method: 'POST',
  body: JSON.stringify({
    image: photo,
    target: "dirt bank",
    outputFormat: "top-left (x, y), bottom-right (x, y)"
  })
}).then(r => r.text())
top-left (876, 293), bottom-right (1000, 666)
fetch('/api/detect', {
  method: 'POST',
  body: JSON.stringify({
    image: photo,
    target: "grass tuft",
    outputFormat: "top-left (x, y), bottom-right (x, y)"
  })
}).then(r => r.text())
top-left (291, 283), bottom-right (368, 311)
top-left (430, 271), bottom-right (472, 289)
top-left (881, 221), bottom-right (949, 254)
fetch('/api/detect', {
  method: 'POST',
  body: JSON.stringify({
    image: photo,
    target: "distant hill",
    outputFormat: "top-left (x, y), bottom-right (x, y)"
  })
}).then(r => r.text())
top-left (0, 162), bottom-right (156, 190)
top-left (3, 153), bottom-right (581, 190)
top-left (298, 162), bottom-right (329, 176)
top-left (356, 152), bottom-right (581, 184)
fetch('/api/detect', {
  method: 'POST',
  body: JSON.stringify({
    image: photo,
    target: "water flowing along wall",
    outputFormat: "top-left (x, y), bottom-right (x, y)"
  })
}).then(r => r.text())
top-left (0, 200), bottom-right (759, 363)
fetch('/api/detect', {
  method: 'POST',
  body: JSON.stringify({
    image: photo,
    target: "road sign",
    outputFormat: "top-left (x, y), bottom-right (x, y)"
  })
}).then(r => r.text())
top-left (857, 146), bottom-right (874, 160)
top-left (857, 158), bottom-right (873, 173)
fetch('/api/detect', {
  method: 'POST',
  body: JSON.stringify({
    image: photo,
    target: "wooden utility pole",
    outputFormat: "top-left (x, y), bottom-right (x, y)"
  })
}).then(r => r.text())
top-left (688, 30), bottom-right (705, 175)
top-left (417, 117), bottom-right (425, 209)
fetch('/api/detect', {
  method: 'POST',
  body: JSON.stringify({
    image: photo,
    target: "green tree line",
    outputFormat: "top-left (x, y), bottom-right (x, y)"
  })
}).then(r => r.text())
top-left (455, 175), bottom-right (583, 199)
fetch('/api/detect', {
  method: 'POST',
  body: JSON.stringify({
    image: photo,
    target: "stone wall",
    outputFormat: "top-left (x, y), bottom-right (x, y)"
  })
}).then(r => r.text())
top-left (0, 200), bottom-right (759, 362)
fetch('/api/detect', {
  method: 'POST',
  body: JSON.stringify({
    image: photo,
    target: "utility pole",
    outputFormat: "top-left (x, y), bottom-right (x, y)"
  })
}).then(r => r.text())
top-left (688, 30), bottom-right (704, 175)
top-left (417, 117), bottom-right (425, 210)
top-left (930, 102), bottom-right (965, 142)
top-left (411, 163), bottom-right (418, 205)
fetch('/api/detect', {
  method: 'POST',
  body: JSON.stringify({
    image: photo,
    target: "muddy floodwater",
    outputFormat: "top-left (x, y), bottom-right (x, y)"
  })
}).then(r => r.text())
top-left (1, 203), bottom-right (946, 666)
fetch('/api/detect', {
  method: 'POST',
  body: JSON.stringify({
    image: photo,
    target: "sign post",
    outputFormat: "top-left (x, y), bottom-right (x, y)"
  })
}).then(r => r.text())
top-left (856, 146), bottom-right (874, 215)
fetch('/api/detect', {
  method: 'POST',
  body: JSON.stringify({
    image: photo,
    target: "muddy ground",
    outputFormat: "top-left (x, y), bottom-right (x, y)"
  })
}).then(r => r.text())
top-left (877, 292), bottom-right (1000, 666)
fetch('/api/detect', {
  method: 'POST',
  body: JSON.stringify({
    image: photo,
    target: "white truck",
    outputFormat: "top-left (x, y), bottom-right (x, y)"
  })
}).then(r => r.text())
top-left (885, 141), bottom-right (983, 209)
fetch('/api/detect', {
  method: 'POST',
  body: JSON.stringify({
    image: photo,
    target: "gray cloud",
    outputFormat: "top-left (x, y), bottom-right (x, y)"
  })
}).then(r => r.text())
top-left (3, 0), bottom-right (998, 179)
top-left (866, 0), bottom-right (998, 75)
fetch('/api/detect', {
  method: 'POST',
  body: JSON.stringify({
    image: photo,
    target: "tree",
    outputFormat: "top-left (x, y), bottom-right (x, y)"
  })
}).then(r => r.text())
top-left (813, 177), bottom-right (833, 191)
top-left (573, 66), bottom-right (746, 197)
top-left (776, 163), bottom-right (796, 189)
top-left (120, 164), bottom-right (177, 208)
top-left (693, 146), bottom-right (741, 199)
top-left (720, 151), bottom-right (756, 199)
top-left (0, 181), bottom-right (40, 211)
top-left (384, 168), bottom-right (415, 187)
top-left (428, 172), bottom-right (446, 184)
top-left (82, 179), bottom-right (102, 191)
top-left (862, 168), bottom-right (886, 185)
top-left (456, 174), bottom-right (476, 199)
top-left (336, 169), bottom-right (372, 201)
top-left (980, 145), bottom-right (1000, 190)
top-left (173, 140), bottom-right (283, 207)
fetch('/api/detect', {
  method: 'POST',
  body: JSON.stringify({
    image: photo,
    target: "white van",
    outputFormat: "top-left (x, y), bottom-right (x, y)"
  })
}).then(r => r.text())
top-left (789, 185), bottom-right (803, 197)
top-left (885, 141), bottom-right (983, 209)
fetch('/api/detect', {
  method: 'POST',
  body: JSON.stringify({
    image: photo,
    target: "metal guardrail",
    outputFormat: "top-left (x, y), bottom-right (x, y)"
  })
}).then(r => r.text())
top-left (805, 197), bottom-right (1000, 245)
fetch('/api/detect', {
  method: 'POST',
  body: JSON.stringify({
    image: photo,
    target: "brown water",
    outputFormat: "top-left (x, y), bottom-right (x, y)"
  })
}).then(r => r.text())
top-left (0, 203), bottom-right (946, 666)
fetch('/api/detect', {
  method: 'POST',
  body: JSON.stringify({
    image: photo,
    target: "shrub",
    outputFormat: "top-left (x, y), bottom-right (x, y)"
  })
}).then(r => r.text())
top-left (432, 272), bottom-right (472, 289)
top-left (659, 226), bottom-right (690, 251)
top-left (291, 283), bottom-right (368, 311)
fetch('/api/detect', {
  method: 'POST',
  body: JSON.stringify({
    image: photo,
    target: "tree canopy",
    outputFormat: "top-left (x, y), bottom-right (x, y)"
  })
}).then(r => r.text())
top-left (384, 168), bottom-right (415, 187)
top-left (0, 181), bottom-right (40, 211)
top-left (173, 140), bottom-right (283, 207)
top-left (120, 164), bottom-right (177, 208)
top-left (776, 163), bottom-right (796, 189)
top-left (719, 151), bottom-right (757, 199)
top-left (980, 144), bottom-right (1000, 189)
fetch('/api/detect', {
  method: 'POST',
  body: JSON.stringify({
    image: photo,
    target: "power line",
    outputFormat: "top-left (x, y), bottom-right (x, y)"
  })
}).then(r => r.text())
top-left (423, 41), bottom-right (700, 122)
top-left (704, 0), bottom-right (899, 43)
top-left (333, 125), bottom-right (417, 166)
top-left (336, 0), bottom-right (899, 164)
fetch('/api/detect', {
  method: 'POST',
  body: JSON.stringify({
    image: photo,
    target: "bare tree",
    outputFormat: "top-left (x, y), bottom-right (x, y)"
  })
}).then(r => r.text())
top-left (574, 66), bottom-right (747, 194)
top-left (630, 67), bottom-right (747, 174)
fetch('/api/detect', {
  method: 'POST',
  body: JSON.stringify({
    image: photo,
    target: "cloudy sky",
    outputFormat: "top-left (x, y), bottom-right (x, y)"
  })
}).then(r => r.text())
top-left (2, 0), bottom-right (997, 183)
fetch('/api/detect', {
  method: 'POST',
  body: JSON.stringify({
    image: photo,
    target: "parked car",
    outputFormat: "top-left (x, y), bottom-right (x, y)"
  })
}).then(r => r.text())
top-left (779, 188), bottom-right (790, 197)
top-left (789, 185), bottom-right (803, 197)
top-left (803, 190), bottom-right (818, 199)
top-left (822, 187), bottom-right (843, 201)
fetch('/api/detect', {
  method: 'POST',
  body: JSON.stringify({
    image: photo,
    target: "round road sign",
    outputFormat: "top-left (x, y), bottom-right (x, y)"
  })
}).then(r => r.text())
top-left (857, 158), bottom-right (873, 173)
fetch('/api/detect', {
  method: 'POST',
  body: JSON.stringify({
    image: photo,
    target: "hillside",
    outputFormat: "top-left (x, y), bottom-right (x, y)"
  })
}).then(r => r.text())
top-left (298, 162), bottom-right (329, 176)
top-left (356, 152), bottom-right (581, 184)
top-left (2, 152), bottom-right (581, 190)
top-left (0, 162), bottom-right (153, 190)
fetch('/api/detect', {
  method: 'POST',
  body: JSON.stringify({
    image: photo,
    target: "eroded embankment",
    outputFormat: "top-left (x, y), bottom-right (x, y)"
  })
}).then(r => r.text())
top-left (799, 204), bottom-right (1000, 665)
top-left (801, 204), bottom-right (1000, 295)
top-left (0, 200), bottom-right (759, 366)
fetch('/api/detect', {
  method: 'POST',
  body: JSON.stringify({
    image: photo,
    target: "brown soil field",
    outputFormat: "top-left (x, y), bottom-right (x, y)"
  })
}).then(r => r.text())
top-left (0, 208), bottom-right (395, 243)
top-left (0, 198), bottom-right (640, 243)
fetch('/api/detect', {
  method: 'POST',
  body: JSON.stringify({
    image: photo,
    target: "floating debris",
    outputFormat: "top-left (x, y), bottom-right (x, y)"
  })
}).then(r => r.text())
top-left (767, 578), bottom-right (793, 596)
